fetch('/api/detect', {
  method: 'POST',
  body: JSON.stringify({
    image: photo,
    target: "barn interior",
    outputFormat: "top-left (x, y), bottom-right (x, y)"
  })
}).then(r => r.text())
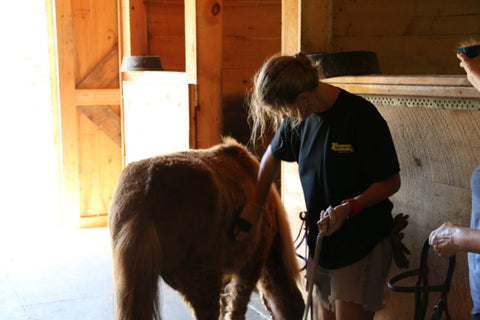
top-left (1, 0), bottom-right (480, 319)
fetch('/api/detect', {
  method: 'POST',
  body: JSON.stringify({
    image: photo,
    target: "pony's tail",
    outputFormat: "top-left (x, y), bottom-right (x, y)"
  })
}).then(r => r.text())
top-left (259, 188), bottom-right (305, 319)
top-left (112, 211), bottom-right (163, 320)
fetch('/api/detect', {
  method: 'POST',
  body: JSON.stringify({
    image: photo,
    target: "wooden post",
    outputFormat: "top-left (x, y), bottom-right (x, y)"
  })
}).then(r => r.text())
top-left (52, 0), bottom-right (81, 227)
top-left (300, 0), bottom-right (333, 53)
top-left (281, 0), bottom-right (300, 55)
top-left (118, 0), bottom-right (148, 57)
top-left (185, 0), bottom-right (223, 148)
top-left (280, 1), bottom-right (333, 316)
top-left (282, 0), bottom-right (333, 55)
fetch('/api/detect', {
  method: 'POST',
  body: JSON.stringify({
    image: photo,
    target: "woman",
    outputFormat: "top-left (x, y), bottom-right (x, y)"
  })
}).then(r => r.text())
top-left (429, 48), bottom-right (480, 320)
top-left (234, 53), bottom-right (401, 320)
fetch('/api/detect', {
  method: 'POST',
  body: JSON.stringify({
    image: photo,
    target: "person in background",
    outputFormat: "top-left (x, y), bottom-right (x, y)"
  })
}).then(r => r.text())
top-left (232, 53), bottom-right (401, 320)
top-left (429, 46), bottom-right (480, 320)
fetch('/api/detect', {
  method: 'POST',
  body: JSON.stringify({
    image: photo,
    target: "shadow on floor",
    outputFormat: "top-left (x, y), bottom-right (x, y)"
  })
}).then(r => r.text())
top-left (0, 227), bottom-right (271, 319)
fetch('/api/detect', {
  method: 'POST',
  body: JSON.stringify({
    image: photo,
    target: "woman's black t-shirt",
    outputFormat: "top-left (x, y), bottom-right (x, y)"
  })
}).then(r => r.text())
top-left (270, 89), bottom-right (400, 269)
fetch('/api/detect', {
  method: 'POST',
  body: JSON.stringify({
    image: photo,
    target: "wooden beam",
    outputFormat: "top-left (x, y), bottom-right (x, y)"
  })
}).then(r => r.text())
top-left (77, 105), bottom-right (122, 147)
top-left (323, 75), bottom-right (480, 98)
top-left (300, 0), bottom-right (333, 53)
top-left (282, 0), bottom-right (333, 54)
top-left (54, 0), bottom-right (81, 228)
top-left (45, 0), bottom-right (63, 226)
top-left (79, 214), bottom-right (108, 228)
top-left (281, 0), bottom-right (300, 55)
top-left (185, 0), bottom-right (223, 148)
top-left (77, 44), bottom-right (120, 89)
top-left (118, 0), bottom-right (148, 57)
top-left (76, 89), bottom-right (121, 105)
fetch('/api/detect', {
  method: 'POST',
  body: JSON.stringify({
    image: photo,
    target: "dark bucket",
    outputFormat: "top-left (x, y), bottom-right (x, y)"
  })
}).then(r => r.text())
top-left (307, 51), bottom-right (380, 79)
top-left (121, 56), bottom-right (164, 71)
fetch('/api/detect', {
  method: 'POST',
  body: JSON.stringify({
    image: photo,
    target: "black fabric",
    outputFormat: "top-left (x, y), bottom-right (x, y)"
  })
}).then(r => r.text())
top-left (472, 313), bottom-right (480, 320)
top-left (270, 89), bottom-right (400, 269)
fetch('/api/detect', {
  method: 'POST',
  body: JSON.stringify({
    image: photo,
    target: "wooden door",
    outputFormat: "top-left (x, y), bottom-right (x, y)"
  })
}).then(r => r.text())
top-left (48, 0), bottom-right (122, 228)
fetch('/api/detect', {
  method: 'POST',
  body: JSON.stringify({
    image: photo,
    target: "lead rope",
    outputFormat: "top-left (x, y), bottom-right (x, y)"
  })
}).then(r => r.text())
top-left (293, 211), bottom-right (309, 271)
top-left (293, 211), bottom-right (314, 319)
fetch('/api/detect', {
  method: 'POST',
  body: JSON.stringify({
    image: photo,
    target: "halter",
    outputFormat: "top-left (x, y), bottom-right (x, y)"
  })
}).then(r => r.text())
top-left (387, 239), bottom-right (456, 320)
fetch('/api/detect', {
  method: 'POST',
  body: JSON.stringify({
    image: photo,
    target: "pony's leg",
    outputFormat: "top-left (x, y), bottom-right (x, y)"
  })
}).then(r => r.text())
top-left (171, 262), bottom-right (223, 320)
top-left (259, 239), bottom-right (305, 320)
top-left (223, 265), bottom-right (263, 320)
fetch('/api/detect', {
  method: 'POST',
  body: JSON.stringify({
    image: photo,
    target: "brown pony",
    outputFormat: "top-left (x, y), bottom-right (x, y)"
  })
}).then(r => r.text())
top-left (109, 138), bottom-right (304, 320)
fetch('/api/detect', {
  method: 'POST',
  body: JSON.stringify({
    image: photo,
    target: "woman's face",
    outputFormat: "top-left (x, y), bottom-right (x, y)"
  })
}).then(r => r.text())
top-left (291, 94), bottom-right (315, 119)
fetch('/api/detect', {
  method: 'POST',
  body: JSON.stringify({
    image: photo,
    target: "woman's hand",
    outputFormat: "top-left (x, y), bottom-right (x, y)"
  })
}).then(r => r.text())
top-left (317, 203), bottom-right (351, 236)
top-left (231, 201), bottom-right (264, 241)
top-left (429, 222), bottom-right (461, 258)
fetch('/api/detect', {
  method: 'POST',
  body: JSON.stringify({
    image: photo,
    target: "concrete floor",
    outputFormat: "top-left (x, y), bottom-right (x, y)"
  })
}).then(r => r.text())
top-left (0, 227), bottom-right (271, 320)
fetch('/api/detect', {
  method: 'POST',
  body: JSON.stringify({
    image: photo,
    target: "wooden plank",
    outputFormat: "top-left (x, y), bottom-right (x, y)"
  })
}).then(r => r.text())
top-left (147, 1), bottom-right (185, 36)
top-left (188, 83), bottom-right (197, 148)
top-left (45, 0), bottom-right (63, 225)
top-left (223, 68), bottom-right (256, 97)
top-left (223, 37), bottom-right (280, 69)
top-left (327, 83), bottom-right (480, 98)
top-left (185, 0), bottom-right (223, 148)
top-left (415, 0), bottom-right (480, 16)
top-left (324, 75), bottom-right (480, 98)
top-left (72, 0), bottom-right (119, 84)
top-left (129, 0), bottom-right (148, 55)
top-left (333, 35), bottom-right (476, 75)
top-left (324, 75), bottom-right (472, 86)
top-left (334, 14), bottom-right (480, 37)
top-left (78, 111), bottom-right (121, 218)
top-left (147, 0), bottom-right (185, 71)
top-left (77, 44), bottom-right (120, 89)
top-left (223, 1), bottom-right (281, 38)
top-left (300, 0), bottom-right (332, 53)
top-left (79, 215), bottom-right (108, 228)
top-left (75, 88), bottom-right (121, 105)
top-left (77, 105), bottom-right (122, 147)
top-left (148, 35), bottom-right (186, 71)
top-left (119, 0), bottom-right (148, 56)
top-left (54, 0), bottom-right (81, 228)
top-left (281, 0), bottom-right (300, 55)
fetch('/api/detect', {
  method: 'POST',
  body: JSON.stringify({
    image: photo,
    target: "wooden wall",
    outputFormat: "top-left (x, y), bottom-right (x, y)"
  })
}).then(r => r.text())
top-left (378, 104), bottom-right (477, 319)
top-left (222, 0), bottom-right (282, 145)
top-left (330, 0), bottom-right (480, 75)
top-left (147, 0), bottom-right (185, 71)
top-left (282, 1), bottom-right (480, 318)
top-left (145, 0), bottom-right (281, 146)
top-left (52, 0), bottom-right (480, 317)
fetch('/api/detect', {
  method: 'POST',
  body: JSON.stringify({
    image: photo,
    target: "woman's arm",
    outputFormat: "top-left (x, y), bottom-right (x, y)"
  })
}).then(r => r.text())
top-left (457, 52), bottom-right (480, 91)
top-left (429, 221), bottom-right (480, 257)
top-left (234, 145), bottom-right (281, 240)
top-left (319, 172), bottom-right (401, 236)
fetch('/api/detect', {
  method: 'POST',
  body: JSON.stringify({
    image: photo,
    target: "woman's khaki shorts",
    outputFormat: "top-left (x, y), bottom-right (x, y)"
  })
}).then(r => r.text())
top-left (306, 237), bottom-right (392, 312)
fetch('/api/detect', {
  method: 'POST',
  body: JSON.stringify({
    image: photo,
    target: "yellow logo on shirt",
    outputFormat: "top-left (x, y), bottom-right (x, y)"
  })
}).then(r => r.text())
top-left (331, 142), bottom-right (354, 153)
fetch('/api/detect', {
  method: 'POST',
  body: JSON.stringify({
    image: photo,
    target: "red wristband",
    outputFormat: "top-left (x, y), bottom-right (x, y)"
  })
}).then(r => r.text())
top-left (342, 198), bottom-right (362, 216)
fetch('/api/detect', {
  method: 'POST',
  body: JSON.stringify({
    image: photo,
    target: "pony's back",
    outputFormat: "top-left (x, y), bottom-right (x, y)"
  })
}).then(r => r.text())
top-left (109, 139), bottom-right (303, 320)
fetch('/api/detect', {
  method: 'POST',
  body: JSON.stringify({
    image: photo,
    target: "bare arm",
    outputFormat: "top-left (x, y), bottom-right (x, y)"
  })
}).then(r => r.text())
top-left (429, 221), bottom-right (480, 257)
top-left (251, 145), bottom-right (281, 206)
top-left (234, 145), bottom-right (280, 240)
top-left (457, 53), bottom-right (480, 92)
top-left (319, 172), bottom-right (401, 236)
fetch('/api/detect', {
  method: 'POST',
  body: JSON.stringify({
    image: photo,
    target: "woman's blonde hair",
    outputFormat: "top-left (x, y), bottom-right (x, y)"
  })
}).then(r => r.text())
top-left (248, 53), bottom-right (319, 145)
